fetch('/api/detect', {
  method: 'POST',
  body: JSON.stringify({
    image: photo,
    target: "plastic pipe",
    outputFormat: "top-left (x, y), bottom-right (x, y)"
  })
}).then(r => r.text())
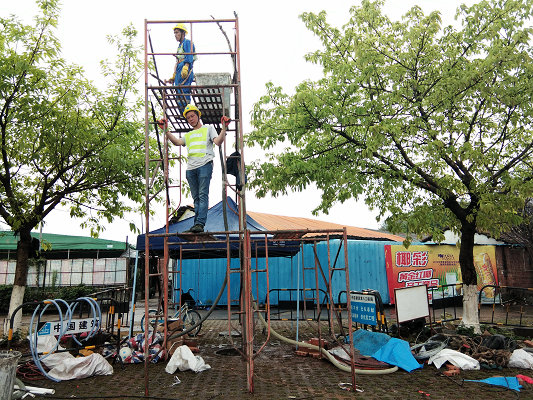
top-left (254, 301), bottom-right (398, 375)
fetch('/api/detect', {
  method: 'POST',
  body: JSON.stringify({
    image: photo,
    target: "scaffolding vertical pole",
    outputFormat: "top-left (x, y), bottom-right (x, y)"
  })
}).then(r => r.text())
top-left (225, 234), bottom-right (233, 339)
top-left (232, 15), bottom-right (255, 394)
top-left (295, 244), bottom-right (302, 344)
top-left (142, 18), bottom-right (151, 398)
top-left (313, 241), bottom-right (323, 355)
top-left (342, 228), bottom-right (357, 390)
top-left (161, 90), bottom-right (170, 351)
top-left (243, 230), bottom-right (254, 393)
top-left (326, 235), bottom-right (335, 334)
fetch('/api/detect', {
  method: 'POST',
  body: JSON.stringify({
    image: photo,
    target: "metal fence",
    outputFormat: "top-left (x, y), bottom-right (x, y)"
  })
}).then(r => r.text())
top-left (478, 284), bottom-right (533, 328)
top-left (266, 288), bottom-right (330, 321)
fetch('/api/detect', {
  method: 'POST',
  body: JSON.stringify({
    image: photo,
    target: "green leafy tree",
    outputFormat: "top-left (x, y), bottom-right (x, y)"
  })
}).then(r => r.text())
top-left (247, 0), bottom-right (533, 331)
top-left (0, 0), bottom-right (151, 330)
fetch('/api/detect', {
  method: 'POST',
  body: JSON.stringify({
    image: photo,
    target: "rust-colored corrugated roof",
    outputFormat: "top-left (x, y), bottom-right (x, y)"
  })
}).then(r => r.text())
top-left (247, 211), bottom-right (404, 242)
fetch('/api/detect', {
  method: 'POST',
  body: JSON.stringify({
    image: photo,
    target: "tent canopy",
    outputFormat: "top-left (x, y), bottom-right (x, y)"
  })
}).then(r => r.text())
top-left (136, 197), bottom-right (300, 259)
top-left (0, 231), bottom-right (128, 259)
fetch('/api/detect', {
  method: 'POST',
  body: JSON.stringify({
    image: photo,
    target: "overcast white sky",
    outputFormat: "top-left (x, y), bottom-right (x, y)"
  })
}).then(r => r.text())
top-left (2, 0), bottom-right (474, 242)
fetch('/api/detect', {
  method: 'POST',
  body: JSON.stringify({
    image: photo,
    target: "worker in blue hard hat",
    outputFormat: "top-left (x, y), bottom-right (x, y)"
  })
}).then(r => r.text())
top-left (165, 23), bottom-right (197, 109)
top-left (164, 104), bottom-right (231, 233)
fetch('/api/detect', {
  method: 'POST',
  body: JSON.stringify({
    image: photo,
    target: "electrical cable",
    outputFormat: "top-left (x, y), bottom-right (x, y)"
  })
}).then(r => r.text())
top-left (16, 361), bottom-right (45, 380)
top-left (410, 334), bottom-right (449, 360)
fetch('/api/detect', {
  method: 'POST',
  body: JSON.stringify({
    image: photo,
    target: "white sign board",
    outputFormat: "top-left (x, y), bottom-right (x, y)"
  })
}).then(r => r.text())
top-left (394, 285), bottom-right (429, 324)
top-left (350, 292), bottom-right (377, 326)
top-left (37, 318), bottom-right (100, 336)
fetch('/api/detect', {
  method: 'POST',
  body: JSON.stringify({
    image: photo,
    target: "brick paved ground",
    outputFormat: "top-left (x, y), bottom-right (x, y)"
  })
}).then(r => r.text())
top-left (16, 319), bottom-right (533, 400)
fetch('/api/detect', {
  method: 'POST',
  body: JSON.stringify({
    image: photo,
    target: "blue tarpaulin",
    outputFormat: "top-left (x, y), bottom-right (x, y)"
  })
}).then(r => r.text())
top-left (372, 338), bottom-right (423, 372)
top-left (136, 197), bottom-right (300, 258)
top-left (353, 329), bottom-right (391, 356)
top-left (465, 377), bottom-right (522, 392)
top-left (352, 329), bottom-right (423, 372)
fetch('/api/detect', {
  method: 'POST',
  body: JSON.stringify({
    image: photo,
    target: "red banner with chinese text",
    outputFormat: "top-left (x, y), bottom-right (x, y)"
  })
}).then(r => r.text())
top-left (384, 245), bottom-right (498, 303)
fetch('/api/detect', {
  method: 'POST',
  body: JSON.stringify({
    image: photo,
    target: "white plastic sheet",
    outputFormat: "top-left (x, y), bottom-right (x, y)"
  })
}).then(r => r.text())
top-left (509, 349), bottom-right (533, 369)
top-left (428, 348), bottom-right (480, 370)
top-left (37, 335), bottom-right (113, 380)
top-left (165, 345), bottom-right (211, 374)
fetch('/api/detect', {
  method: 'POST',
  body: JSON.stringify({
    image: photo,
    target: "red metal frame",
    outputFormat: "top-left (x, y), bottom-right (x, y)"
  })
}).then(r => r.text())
top-left (142, 16), bottom-right (357, 395)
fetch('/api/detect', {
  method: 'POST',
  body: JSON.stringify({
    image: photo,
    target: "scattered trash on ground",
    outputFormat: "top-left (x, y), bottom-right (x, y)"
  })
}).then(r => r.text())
top-left (338, 382), bottom-right (364, 392)
top-left (429, 348), bottom-right (480, 370)
top-left (165, 345), bottom-right (211, 374)
top-left (218, 330), bottom-right (241, 337)
top-left (509, 349), bottom-right (533, 369)
top-left (120, 331), bottom-right (165, 364)
top-left (171, 376), bottom-right (181, 386)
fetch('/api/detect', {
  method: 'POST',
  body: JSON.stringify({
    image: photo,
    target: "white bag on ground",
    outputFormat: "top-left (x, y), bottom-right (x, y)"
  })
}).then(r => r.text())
top-left (428, 348), bottom-right (480, 370)
top-left (47, 353), bottom-right (113, 380)
top-left (165, 345), bottom-right (211, 374)
top-left (36, 335), bottom-right (113, 380)
top-left (508, 349), bottom-right (533, 369)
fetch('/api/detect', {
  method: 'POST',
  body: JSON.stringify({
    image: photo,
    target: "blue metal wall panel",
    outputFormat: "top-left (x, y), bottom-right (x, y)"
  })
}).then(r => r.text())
top-left (172, 240), bottom-right (401, 306)
top-left (344, 240), bottom-right (398, 304)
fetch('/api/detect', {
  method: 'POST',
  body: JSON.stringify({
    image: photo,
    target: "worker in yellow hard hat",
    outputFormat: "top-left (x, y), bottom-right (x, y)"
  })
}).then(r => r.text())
top-left (165, 104), bottom-right (230, 233)
top-left (165, 23), bottom-right (197, 110)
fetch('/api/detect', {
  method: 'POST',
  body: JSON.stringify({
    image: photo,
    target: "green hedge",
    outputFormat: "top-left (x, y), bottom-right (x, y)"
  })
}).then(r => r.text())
top-left (0, 285), bottom-right (96, 314)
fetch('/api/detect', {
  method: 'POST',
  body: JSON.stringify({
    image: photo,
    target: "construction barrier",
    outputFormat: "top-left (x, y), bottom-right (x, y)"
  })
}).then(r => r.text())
top-left (90, 286), bottom-right (132, 335)
top-left (478, 285), bottom-right (533, 328)
top-left (427, 283), bottom-right (463, 325)
top-left (7, 296), bottom-right (124, 357)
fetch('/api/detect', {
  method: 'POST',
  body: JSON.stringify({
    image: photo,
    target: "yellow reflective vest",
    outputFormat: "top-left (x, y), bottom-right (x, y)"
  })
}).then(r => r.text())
top-left (185, 126), bottom-right (210, 158)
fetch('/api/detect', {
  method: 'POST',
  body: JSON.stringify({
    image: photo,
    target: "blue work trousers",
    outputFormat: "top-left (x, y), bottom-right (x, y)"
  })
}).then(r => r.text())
top-left (174, 62), bottom-right (194, 112)
top-left (186, 161), bottom-right (213, 227)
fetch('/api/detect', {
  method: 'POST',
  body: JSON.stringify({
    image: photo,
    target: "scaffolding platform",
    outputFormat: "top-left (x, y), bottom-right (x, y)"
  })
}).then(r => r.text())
top-left (176, 231), bottom-right (219, 242)
top-left (150, 87), bottom-right (232, 133)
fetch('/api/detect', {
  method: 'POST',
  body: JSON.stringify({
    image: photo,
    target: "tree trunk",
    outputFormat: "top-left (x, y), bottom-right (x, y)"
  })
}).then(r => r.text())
top-left (461, 284), bottom-right (480, 333)
top-left (459, 222), bottom-right (481, 333)
top-left (4, 229), bottom-right (32, 334)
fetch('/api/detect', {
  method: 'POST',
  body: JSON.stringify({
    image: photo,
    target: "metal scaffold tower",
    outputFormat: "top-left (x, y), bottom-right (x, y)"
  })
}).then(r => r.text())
top-left (141, 15), bottom-right (357, 396)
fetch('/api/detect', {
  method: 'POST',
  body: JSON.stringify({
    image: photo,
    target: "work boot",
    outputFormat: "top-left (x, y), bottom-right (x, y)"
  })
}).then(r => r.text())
top-left (190, 224), bottom-right (204, 233)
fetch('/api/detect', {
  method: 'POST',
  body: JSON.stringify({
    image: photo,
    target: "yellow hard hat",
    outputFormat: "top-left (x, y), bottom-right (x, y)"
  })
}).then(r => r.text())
top-left (183, 104), bottom-right (201, 118)
top-left (173, 23), bottom-right (188, 34)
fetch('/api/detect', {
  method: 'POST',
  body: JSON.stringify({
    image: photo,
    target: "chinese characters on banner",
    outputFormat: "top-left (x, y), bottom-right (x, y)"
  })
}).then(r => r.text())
top-left (37, 318), bottom-right (100, 336)
top-left (384, 245), bottom-right (498, 304)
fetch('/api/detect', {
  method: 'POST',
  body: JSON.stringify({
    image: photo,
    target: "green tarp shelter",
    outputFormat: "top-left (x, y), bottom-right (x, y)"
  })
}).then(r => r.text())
top-left (0, 231), bottom-right (129, 259)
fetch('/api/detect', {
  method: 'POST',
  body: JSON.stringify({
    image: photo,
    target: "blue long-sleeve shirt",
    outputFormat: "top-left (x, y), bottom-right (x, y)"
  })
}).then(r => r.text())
top-left (174, 39), bottom-right (196, 86)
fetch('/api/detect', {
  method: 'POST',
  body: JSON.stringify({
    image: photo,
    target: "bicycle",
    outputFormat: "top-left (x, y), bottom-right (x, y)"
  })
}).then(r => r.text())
top-left (140, 290), bottom-right (202, 336)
